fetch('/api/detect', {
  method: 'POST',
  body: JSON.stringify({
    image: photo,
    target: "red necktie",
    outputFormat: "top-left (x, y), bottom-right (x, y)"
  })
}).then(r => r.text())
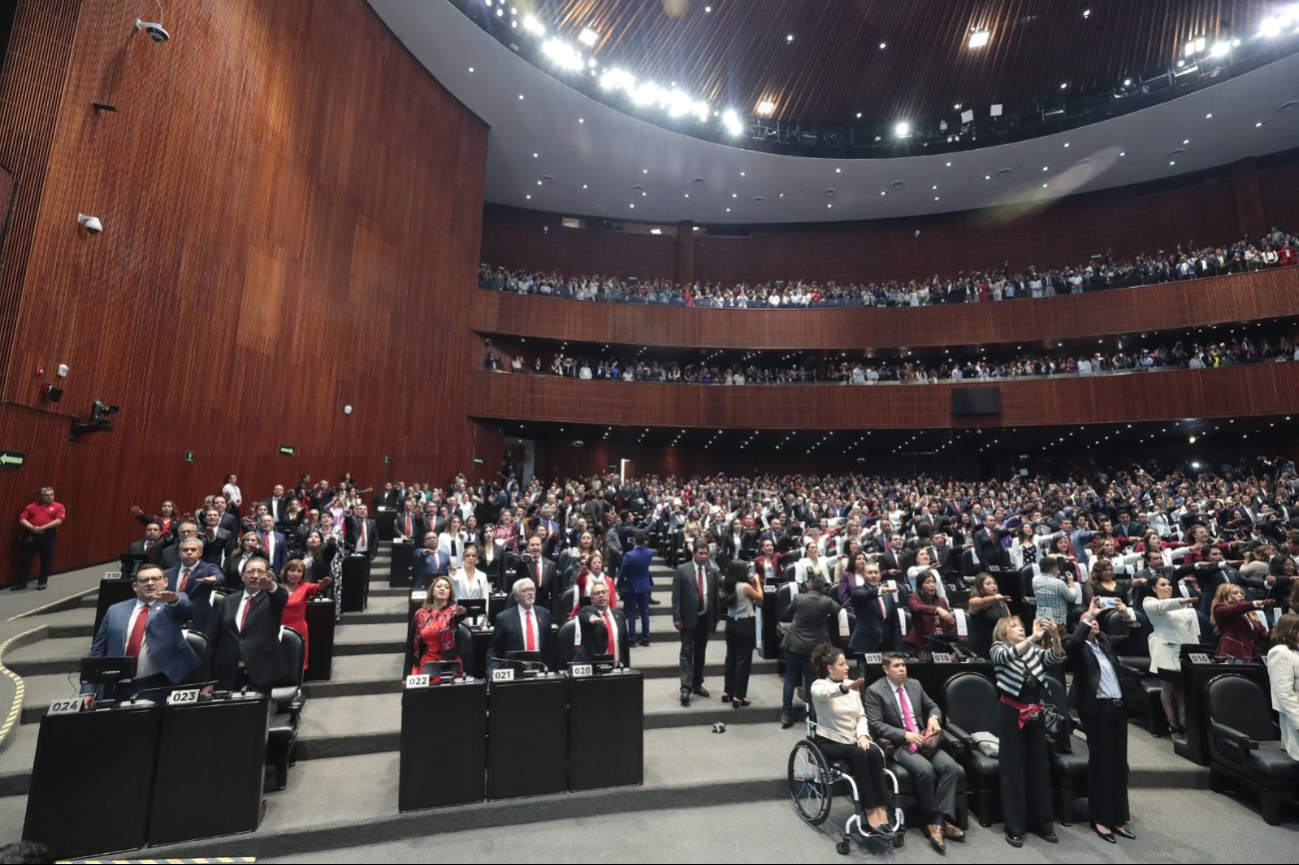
top-left (240, 596), bottom-right (253, 632)
top-left (604, 610), bottom-right (617, 662)
top-left (360, 522), bottom-right (367, 549)
top-left (125, 603), bottom-right (150, 675)
top-left (525, 610), bottom-right (536, 651)
top-left (144, 540), bottom-right (152, 550)
top-left (697, 566), bottom-right (706, 614)
top-left (179, 567), bottom-right (191, 592)
top-left (264, 534), bottom-right (272, 553)
top-left (405, 515), bottom-right (412, 536)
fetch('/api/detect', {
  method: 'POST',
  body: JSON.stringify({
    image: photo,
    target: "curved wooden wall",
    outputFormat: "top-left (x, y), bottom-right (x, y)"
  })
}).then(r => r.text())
top-left (472, 267), bottom-right (1299, 351)
top-left (467, 363), bottom-right (1299, 429)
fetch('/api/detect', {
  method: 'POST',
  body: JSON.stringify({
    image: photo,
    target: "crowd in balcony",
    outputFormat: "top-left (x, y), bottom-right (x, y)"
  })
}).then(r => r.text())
top-left (484, 332), bottom-right (1298, 386)
top-left (478, 226), bottom-right (1297, 309)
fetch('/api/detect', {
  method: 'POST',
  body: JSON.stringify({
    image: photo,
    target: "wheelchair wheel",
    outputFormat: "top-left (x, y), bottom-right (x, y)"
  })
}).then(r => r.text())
top-left (788, 739), bottom-right (833, 826)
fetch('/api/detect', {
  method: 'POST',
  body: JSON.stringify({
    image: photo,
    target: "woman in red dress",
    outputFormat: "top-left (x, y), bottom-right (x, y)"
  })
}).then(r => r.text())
top-left (279, 559), bottom-right (332, 669)
top-left (411, 576), bottom-right (467, 676)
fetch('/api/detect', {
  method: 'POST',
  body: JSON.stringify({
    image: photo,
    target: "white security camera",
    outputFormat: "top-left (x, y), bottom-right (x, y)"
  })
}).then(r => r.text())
top-left (76, 213), bottom-right (103, 234)
top-left (135, 18), bottom-right (170, 42)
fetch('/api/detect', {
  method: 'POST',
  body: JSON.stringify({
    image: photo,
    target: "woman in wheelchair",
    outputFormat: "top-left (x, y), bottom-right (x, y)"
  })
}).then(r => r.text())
top-left (808, 644), bottom-right (893, 834)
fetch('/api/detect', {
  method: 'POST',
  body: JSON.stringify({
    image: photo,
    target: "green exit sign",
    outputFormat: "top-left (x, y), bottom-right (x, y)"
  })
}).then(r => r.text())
top-left (383, 455), bottom-right (390, 465)
top-left (279, 445), bottom-right (296, 457)
top-left (0, 450), bottom-right (25, 469)
top-left (184, 450), bottom-right (195, 464)
top-left (473, 458), bottom-right (484, 465)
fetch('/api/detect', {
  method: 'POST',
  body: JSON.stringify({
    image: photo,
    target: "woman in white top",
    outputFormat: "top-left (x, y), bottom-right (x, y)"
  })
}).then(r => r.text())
top-left (1142, 575), bottom-right (1201, 743)
top-left (794, 543), bottom-right (834, 587)
top-left (906, 548), bottom-right (948, 601)
top-left (438, 515), bottom-right (468, 570)
top-left (1266, 614), bottom-right (1299, 761)
top-left (450, 544), bottom-right (490, 602)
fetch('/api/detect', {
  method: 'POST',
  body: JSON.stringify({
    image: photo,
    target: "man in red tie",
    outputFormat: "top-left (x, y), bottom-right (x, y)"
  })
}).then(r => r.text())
top-left (672, 542), bottom-right (719, 706)
top-left (164, 538), bottom-right (222, 633)
top-left (510, 535), bottom-right (556, 612)
top-left (577, 582), bottom-right (628, 668)
top-left (487, 577), bottom-right (553, 673)
top-left (257, 514), bottom-right (287, 573)
top-left (205, 559), bottom-right (288, 693)
top-left (80, 565), bottom-right (201, 707)
top-left (127, 520), bottom-right (167, 570)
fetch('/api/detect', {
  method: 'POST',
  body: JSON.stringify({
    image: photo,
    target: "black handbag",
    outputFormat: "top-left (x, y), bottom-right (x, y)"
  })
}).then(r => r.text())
top-left (1042, 704), bottom-right (1073, 754)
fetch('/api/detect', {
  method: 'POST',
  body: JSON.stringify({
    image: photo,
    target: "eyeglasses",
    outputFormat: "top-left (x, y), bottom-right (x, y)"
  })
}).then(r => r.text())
top-left (135, 576), bottom-right (165, 584)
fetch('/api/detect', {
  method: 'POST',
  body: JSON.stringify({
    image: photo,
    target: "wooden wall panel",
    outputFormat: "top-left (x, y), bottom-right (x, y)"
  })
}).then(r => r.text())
top-left (468, 363), bottom-right (1299, 430)
top-left (473, 266), bottom-right (1299, 351)
top-left (480, 204), bottom-right (678, 281)
top-left (0, 0), bottom-right (488, 574)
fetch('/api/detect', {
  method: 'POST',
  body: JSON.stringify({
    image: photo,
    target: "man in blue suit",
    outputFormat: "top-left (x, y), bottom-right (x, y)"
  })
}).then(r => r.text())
top-left (80, 565), bottom-right (202, 707)
top-left (617, 531), bottom-right (656, 647)
top-left (257, 514), bottom-right (288, 574)
top-left (412, 531), bottom-right (451, 590)
top-left (164, 537), bottom-right (222, 634)
top-left (848, 562), bottom-right (904, 654)
top-left (487, 577), bottom-right (553, 672)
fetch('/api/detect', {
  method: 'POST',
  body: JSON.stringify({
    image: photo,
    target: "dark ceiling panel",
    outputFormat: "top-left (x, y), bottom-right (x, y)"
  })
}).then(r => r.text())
top-left (537, 0), bottom-right (1269, 123)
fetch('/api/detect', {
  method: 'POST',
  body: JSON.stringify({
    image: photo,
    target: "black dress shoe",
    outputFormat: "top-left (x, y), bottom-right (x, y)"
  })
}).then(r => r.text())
top-left (1037, 831), bottom-right (1059, 844)
top-left (8, 584), bottom-right (25, 591)
top-left (1092, 825), bottom-right (1117, 844)
top-left (649, 598), bottom-right (662, 605)
top-left (1113, 827), bottom-right (1136, 840)
top-left (1004, 833), bottom-right (1024, 848)
top-left (680, 690), bottom-right (691, 707)
top-left (36, 583), bottom-right (47, 591)
top-left (693, 686), bottom-right (710, 699)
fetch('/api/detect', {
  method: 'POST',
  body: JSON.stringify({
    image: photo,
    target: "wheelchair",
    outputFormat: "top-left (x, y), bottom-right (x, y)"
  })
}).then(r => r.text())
top-left (787, 703), bottom-right (906, 854)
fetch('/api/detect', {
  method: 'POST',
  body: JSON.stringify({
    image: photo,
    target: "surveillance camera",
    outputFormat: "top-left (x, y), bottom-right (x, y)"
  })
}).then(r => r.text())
top-left (135, 18), bottom-right (170, 42)
top-left (76, 213), bottom-right (103, 234)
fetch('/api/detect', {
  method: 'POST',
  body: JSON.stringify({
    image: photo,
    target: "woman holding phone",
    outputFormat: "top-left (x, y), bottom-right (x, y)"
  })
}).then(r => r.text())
top-left (721, 561), bottom-right (764, 708)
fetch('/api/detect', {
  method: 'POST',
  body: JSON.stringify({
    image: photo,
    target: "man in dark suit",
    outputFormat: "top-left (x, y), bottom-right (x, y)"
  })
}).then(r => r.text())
top-left (865, 653), bottom-right (965, 851)
top-left (205, 558), bottom-right (288, 693)
top-left (265, 485), bottom-right (291, 527)
top-left (487, 577), bottom-right (553, 672)
top-left (128, 519), bottom-right (169, 570)
top-left (164, 538), bottom-right (222, 634)
top-left (199, 510), bottom-right (234, 568)
top-left (974, 513), bottom-right (1012, 572)
top-left (576, 582), bottom-right (629, 668)
top-left (158, 521), bottom-right (199, 570)
top-left (511, 535), bottom-right (557, 612)
top-left (256, 515), bottom-right (288, 574)
top-left (877, 533), bottom-right (912, 582)
top-left (672, 542), bottom-right (720, 706)
top-left (209, 495), bottom-right (239, 535)
top-left (412, 532), bottom-right (451, 590)
top-left (393, 498), bottom-right (421, 543)
top-left (80, 565), bottom-right (202, 707)
top-left (1066, 599), bottom-right (1133, 841)
top-left (848, 562), bottom-right (904, 653)
top-left (344, 503), bottom-right (378, 563)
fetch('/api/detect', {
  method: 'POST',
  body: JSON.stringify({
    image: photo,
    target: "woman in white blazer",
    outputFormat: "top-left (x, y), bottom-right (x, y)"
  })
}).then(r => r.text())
top-left (1142, 575), bottom-right (1202, 744)
top-left (1266, 613), bottom-right (1299, 761)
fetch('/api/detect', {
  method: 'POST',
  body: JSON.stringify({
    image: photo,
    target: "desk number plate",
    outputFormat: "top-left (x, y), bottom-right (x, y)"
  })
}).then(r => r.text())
top-left (1189, 653), bottom-right (1212, 665)
top-left (492, 669), bottom-right (515, 682)
top-left (167, 688), bottom-right (200, 705)
top-left (405, 675), bottom-right (430, 689)
top-left (48, 698), bottom-right (82, 716)
top-left (864, 653), bottom-right (883, 664)
top-left (571, 664), bottom-right (593, 678)
top-left (410, 591), bottom-right (425, 602)
top-left (932, 653), bottom-right (954, 664)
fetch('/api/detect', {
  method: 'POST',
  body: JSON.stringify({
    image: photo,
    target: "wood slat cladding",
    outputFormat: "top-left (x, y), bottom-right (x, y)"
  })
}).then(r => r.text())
top-left (468, 363), bottom-right (1299, 430)
top-left (543, 0), bottom-right (1264, 124)
top-left (473, 266), bottom-right (1299, 351)
top-left (0, 0), bottom-right (488, 575)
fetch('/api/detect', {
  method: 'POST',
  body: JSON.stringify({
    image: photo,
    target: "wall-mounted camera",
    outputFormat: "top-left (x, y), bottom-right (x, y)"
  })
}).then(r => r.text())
top-left (77, 213), bottom-right (102, 234)
top-left (135, 18), bottom-right (170, 42)
top-left (70, 399), bottom-right (120, 442)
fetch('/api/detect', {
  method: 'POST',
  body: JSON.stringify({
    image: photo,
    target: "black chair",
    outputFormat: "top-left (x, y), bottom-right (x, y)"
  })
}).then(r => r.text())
top-left (1207, 674), bottom-right (1299, 824)
top-left (266, 626), bottom-right (306, 791)
top-left (1019, 566), bottom-right (1038, 618)
top-left (774, 583), bottom-right (798, 635)
top-left (454, 624), bottom-right (477, 679)
top-left (782, 564), bottom-right (798, 585)
top-left (557, 585), bottom-right (579, 622)
top-left (1041, 676), bottom-right (1088, 824)
top-left (182, 629), bottom-right (208, 667)
top-left (960, 549), bottom-right (980, 581)
top-left (555, 618), bottom-right (579, 669)
top-left (940, 672), bottom-right (1002, 826)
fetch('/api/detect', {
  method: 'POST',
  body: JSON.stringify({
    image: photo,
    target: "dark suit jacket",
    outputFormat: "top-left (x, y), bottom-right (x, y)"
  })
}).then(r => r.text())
top-left (864, 676), bottom-right (943, 745)
top-left (201, 528), bottom-right (234, 567)
top-left (479, 542), bottom-right (509, 587)
top-left (780, 591), bottom-right (841, 655)
top-left (344, 517), bottom-right (378, 558)
top-left (393, 510), bottom-right (423, 541)
top-left (207, 585), bottom-right (288, 691)
top-left (128, 539), bottom-right (167, 567)
top-left (487, 604), bottom-right (554, 671)
top-left (257, 530), bottom-right (288, 574)
top-left (848, 583), bottom-right (904, 653)
top-left (575, 605), bottom-right (630, 667)
top-left (974, 527), bottom-right (1011, 571)
top-left (265, 496), bottom-right (292, 526)
top-left (1065, 620), bottom-right (1124, 716)
top-left (165, 561), bottom-right (222, 633)
top-left (877, 549), bottom-right (912, 578)
top-left (671, 561), bottom-right (720, 631)
top-left (81, 594), bottom-right (200, 698)
top-left (511, 556), bottom-right (558, 610)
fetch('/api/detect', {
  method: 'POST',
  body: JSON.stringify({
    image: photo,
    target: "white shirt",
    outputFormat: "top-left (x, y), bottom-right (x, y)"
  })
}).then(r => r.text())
top-left (516, 604), bottom-right (541, 651)
top-left (596, 607), bottom-right (622, 667)
top-left (235, 589), bottom-right (270, 633)
top-left (126, 599), bottom-right (165, 679)
top-left (222, 483), bottom-right (242, 507)
top-left (454, 567), bottom-right (490, 600)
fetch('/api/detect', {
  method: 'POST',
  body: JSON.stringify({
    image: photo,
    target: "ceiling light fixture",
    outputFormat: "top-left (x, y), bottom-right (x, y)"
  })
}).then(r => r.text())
top-left (894, 121), bottom-right (910, 137)
top-left (968, 29), bottom-right (990, 49)
top-left (577, 27), bottom-right (599, 47)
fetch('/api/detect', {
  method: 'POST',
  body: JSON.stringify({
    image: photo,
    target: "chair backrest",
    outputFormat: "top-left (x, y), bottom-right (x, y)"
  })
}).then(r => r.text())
top-left (1207, 674), bottom-right (1276, 743)
top-left (943, 672), bottom-right (999, 736)
top-left (182, 629), bottom-right (207, 662)
top-left (775, 582), bottom-right (798, 623)
top-left (555, 618), bottom-right (579, 668)
top-left (782, 564), bottom-right (797, 585)
top-left (1042, 674), bottom-right (1069, 719)
top-left (275, 626), bottom-right (306, 689)
top-left (455, 624), bottom-right (477, 678)
top-left (558, 586), bottom-right (579, 621)
top-left (960, 549), bottom-right (979, 577)
top-left (1020, 566), bottom-right (1037, 600)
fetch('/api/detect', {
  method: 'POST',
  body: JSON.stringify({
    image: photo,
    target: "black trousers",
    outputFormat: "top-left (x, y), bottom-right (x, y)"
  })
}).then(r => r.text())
top-left (17, 530), bottom-right (57, 586)
top-left (1080, 700), bottom-right (1131, 828)
top-left (723, 617), bottom-right (756, 698)
top-left (814, 736), bottom-right (888, 810)
top-left (679, 617), bottom-right (710, 692)
top-left (997, 701), bottom-right (1054, 836)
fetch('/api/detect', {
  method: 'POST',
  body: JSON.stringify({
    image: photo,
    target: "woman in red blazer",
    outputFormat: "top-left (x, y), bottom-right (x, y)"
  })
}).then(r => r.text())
top-left (904, 572), bottom-right (957, 660)
top-left (1210, 583), bottom-right (1274, 659)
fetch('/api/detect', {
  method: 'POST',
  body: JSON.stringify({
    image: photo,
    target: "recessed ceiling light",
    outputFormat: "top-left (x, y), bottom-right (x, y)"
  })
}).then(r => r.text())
top-left (1206, 113), bottom-right (1213, 119)
top-left (934, 196), bottom-right (939, 200)
top-left (642, 168), bottom-right (648, 173)
top-left (881, 191), bottom-right (886, 195)
top-left (1083, 9), bottom-right (1091, 17)
top-left (1042, 166), bottom-right (1048, 171)
top-left (954, 104), bottom-right (961, 110)
top-left (740, 171), bottom-right (746, 176)
top-left (1120, 151), bottom-right (1126, 156)
top-left (835, 168), bottom-right (841, 173)
top-left (537, 180), bottom-right (542, 185)
top-left (1169, 161), bottom-right (1176, 165)
top-left (968, 29), bottom-right (990, 49)
top-left (525, 195), bottom-right (531, 199)
top-left (1042, 183), bottom-right (1048, 187)
top-left (726, 207), bottom-right (731, 212)
top-left (578, 118), bottom-right (584, 123)
top-left (827, 203), bottom-right (832, 208)
top-left (1256, 121), bottom-right (1265, 127)
top-left (629, 203), bottom-right (635, 208)
top-left (519, 94), bottom-right (524, 99)
top-left (1064, 142), bottom-right (1070, 148)
top-left (1060, 82), bottom-right (1068, 89)
top-left (533, 153), bottom-right (538, 158)
top-left (468, 67), bottom-right (474, 72)
top-left (879, 42), bottom-right (886, 49)
top-left (856, 112), bottom-right (862, 118)
top-left (704, 5), bottom-right (711, 11)
top-left (786, 34), bottom-right (794, 42)
top-left (1123, 78), bottom-right (1131, 86)
top-left (578, 27), bottom-right (599, 47)
top-left (985, 175), bottom-right (991, 180)
top-left (582, 184), bottom-right (588, 189)
top-left (684, 193), bottom-right (689, 198)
